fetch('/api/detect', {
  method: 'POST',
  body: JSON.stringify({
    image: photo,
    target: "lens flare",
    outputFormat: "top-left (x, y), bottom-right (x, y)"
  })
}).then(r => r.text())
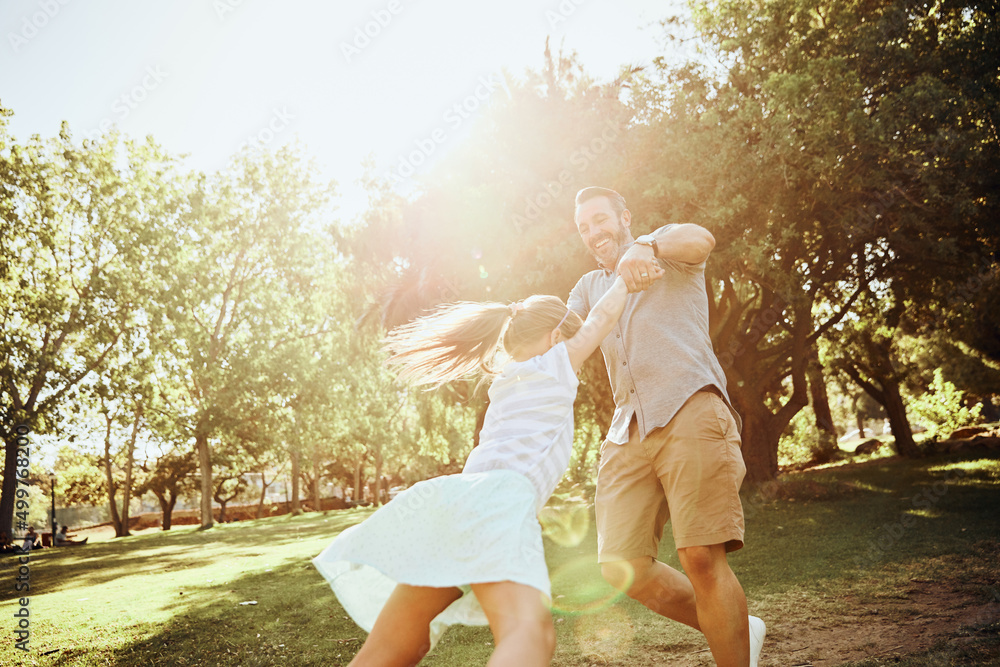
top-left (538, 499), bottom-right (590, 548)
top-left (549, 557), bottom-right (632, 616)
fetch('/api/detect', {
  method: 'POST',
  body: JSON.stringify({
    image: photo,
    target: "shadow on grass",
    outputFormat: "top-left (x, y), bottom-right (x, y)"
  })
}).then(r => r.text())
top-left (70, 544), bottom-right (495, 667)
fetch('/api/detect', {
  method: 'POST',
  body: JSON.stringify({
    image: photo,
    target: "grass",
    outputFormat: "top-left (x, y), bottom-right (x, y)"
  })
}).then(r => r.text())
top-left (2, 448), bottom-right (999, 666)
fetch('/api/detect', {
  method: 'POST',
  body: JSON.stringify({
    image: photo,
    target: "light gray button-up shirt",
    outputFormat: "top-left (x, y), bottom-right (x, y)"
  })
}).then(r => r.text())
top-left (567, 239), bottom-right (741, 445)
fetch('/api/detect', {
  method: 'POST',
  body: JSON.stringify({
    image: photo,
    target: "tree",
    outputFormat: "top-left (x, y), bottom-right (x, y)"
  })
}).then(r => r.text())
top-left (620, 0), bottom-right (999, 480)
top-left (51, 444), bottom-right (105, 509)
top-left (0, 117), bottom-right (186, 536)
top-left (135, 448), bottom-right (197, 530)
top-left (97, 398), bottom-right (143, 536)
top-left (211, 466), bottom-right (249, 523)
top-left (827, 293), bottom-right (922, 457)
top-left (807, 346), bottom-right (840, 461)
top-left (152, 145), bottom-right (334, 529)
top-left (907, 368), bottom-right (982, 439)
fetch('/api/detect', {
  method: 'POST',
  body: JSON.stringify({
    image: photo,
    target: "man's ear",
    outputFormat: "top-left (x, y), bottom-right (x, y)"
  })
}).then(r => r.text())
top-left (621, 208), bottom-right (632, 229)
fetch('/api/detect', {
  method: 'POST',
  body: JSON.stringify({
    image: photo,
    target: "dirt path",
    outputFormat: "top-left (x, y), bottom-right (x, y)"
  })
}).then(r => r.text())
top-left (750, 580), bottom-right (1000, 666)
top-left (563, 567), bottom-right (1000, 666)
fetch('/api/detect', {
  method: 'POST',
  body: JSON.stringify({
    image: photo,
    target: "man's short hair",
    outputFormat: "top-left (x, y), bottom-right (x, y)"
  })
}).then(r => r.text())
top-left (575, 187), bottom-right (627, 219)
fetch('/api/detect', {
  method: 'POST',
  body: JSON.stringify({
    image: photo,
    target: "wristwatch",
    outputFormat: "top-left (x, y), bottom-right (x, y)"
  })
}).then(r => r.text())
top-left (634, 234), bottom-right (658, 257)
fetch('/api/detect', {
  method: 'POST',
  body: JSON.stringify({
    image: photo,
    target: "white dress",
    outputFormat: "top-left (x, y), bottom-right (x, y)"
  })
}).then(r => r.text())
top-left (312, 342), bottom-right (579, 648)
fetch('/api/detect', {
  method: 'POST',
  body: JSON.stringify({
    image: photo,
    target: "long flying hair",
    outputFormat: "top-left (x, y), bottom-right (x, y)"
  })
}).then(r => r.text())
top-left (384, 295), bottom-right (584, 388)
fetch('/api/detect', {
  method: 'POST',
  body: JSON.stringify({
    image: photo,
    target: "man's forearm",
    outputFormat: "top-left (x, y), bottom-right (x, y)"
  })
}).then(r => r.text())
top-left (650, 223), bottom-right (715, 264)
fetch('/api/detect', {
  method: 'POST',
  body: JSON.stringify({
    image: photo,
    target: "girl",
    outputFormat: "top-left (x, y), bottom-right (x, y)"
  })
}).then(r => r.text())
top-left (313, 270), bottom-right (661, 667)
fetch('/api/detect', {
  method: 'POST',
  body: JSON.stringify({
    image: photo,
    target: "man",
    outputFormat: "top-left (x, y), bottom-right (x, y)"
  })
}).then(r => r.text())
top-left (54, 524), bottom-right (88, 546)
top-left (567, 187), bottom-right (765, 667)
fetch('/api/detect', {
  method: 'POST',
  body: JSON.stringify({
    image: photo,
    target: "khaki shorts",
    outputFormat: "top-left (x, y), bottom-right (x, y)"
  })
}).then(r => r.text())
top-left (595, 389), bottom-right (746, 563)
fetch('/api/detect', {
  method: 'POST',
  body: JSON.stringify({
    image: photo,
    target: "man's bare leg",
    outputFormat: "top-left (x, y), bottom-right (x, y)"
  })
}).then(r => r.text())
top-left (602, 549), bottom-right (751, 667)
top-left (601, 557), bottom-right (701, 630)
top-left (677, 544), bottom-right (750, 667)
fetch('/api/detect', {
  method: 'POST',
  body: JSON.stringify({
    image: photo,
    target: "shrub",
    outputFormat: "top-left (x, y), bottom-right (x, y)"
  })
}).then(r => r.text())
top-left (908, 368), bottom-right (982, 439)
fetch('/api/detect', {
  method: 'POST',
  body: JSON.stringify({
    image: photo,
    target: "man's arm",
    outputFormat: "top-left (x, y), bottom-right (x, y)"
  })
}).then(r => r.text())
top-left (618, 223), bottom-right (715, 292)
top-left (650, 223), bottom-right (716, 264)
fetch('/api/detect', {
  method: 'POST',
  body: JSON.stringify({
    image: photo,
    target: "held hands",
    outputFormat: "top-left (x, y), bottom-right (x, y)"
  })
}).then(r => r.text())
top-left (617, 244), bottom-right (664, 293)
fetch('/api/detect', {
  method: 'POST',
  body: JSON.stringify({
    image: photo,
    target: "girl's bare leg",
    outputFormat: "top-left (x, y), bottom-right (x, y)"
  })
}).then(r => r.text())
top-left (349, 584), bottom-right (462, 667)
top-left (471, 581), bottom-right (555, 667)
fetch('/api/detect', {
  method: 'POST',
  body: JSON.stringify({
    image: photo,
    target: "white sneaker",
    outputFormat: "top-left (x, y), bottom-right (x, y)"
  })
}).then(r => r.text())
top-left (749, 615), bottom-right (766, 667)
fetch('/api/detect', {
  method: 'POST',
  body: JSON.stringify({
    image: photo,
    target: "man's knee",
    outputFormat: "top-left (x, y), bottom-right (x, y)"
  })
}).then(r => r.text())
top-left (677, 544), bottom-right (728, 582)
top-left (601, 557), bottom-right (652, 595)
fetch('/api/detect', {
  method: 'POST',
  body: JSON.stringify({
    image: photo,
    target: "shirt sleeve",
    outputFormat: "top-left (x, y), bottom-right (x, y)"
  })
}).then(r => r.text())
top-left (549, 342), bottom-right (580, 390)
top-left (657, 224), bottom-right (708, 275)
top-left (567, 276), bottom-right (591, 318)
top-left (660, 258), bottom-right (707, 276)
top-left (520, 342), bottom-right (579, 390)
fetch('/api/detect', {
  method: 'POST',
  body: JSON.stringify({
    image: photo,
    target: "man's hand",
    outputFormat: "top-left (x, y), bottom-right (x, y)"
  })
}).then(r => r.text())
top-left (617, 244), bottom-right (664, 292)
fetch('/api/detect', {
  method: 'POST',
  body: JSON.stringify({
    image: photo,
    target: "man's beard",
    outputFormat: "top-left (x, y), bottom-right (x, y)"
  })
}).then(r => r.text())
top-left (590, 222), bottom-right (631, 265)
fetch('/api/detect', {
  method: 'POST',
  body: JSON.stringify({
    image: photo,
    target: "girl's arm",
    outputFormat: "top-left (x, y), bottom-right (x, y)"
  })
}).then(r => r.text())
top-left (564, 271), bottom-right (662, 373)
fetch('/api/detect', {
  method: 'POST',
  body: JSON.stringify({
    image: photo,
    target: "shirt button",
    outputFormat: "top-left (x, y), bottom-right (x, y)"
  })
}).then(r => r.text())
top-left (616, 334), bottom-right (621, 338)
top-left (622, 361), bottom-right (627, 366)
top-left (630, 389), bottom-right (635, 394)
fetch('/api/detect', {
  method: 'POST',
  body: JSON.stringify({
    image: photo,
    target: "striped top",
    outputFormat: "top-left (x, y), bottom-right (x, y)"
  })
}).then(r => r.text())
top-left (463, 342), bottom-right (579, 510)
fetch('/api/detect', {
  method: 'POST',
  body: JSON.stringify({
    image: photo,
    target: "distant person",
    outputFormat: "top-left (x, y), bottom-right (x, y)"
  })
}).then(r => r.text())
top-left (0, 530), bottom-right (18, 554)
top-left (54, 525), bottom-right (88, 546)
top-left (20, 526), bottom-right (41, 552)
top-left (313, 272), bottom-right (658, 667)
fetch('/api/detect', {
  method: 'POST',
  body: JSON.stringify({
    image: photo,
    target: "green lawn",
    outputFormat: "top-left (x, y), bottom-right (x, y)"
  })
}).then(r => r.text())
top-left (2, 448), bottom-right (999, 666)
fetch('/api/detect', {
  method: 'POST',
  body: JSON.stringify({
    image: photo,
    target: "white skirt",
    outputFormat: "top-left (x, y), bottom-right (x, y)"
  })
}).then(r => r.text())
top-left (312, 469), bottom-right (549, 648)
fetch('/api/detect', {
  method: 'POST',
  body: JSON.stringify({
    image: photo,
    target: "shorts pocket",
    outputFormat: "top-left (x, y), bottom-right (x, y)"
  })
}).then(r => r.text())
top-left (708, 393), bottom-right (733, 438)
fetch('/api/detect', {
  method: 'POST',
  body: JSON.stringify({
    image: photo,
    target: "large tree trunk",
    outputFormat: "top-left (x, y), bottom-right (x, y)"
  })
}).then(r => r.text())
top-left (256, 470), bottom-right (273, 519)
top-left (196, 430), bottom-right (214, 529)
top-left (119, 406), bottom-right (142, 538)
top-left (738, 400), bottom-right (781, 485)
top-left (312, 448), bottom-right (322, 511)
top-left (290, 448), bottom-right (302, 515)
top-left (0, 423), bottom-right (31, 539)
top-left (353, 456), bottom-right (364, 503)
top-left (882, 382), bottom-right (920, 457)
top-left (164, 493), bottom-right (177, 530)
top-left (153, 490), bottom-right (178, 530)
top-left (842, 364), bottom-right (921, 458)
top-left (103, 413), bottom-right (124, 536)
top-left (731, 304), bottom-right (811, 485)
top-left (373, 446), bottom-right (384, 507)
top-left (807, 349), bottom-right (840, 462)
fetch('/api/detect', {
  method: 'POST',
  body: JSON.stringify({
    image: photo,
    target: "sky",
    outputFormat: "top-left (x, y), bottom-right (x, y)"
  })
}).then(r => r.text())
top-left (0, 0), bottom-right (686, 221)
